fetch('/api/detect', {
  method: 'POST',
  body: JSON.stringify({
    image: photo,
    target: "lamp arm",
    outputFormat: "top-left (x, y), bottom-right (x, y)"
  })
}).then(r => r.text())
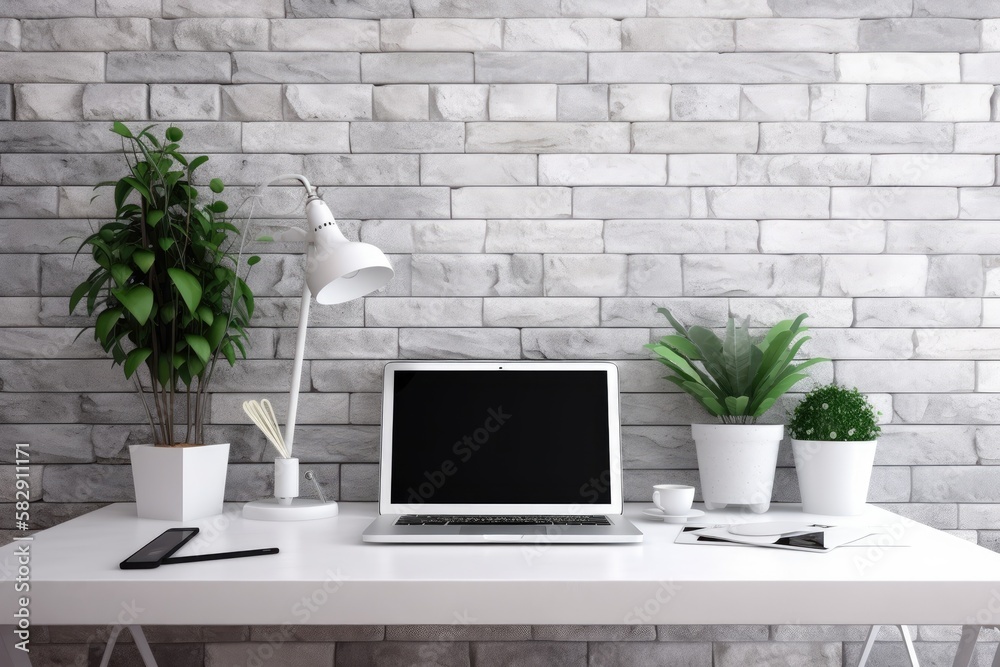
top-left (256, 174), bottom-right (317, 198)
top-left (283, 282), bottom-right (312, 459)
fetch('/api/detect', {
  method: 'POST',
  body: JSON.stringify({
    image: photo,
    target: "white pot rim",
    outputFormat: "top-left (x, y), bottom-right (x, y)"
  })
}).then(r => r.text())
top-left (130, 442), bottom-right (231, 449)
top-left (791, 438), bottom-right (878, 445)
top-left (692, 423), bottom-right (784, 435)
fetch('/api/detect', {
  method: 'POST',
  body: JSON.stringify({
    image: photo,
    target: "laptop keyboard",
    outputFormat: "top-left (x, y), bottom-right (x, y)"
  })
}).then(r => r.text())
top-left (395, 515), bottom-right (611, 526)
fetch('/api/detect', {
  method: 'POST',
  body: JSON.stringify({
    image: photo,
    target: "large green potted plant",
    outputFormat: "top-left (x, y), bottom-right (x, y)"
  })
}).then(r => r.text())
top-left (70, 123), bottom-right (259, 521)
top-left (788, 384), bottom-right (882, 516)
top-left (646, 309), bottom-right (826, 513)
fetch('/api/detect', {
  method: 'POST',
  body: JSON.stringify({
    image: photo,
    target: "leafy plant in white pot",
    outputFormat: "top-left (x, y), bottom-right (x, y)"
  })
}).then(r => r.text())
top-left (647, 309), bottom-right (826, 513)
top-left (70, 123), bottom-right (260, 521)
top-left (788, 384), bottom-right (882, 516)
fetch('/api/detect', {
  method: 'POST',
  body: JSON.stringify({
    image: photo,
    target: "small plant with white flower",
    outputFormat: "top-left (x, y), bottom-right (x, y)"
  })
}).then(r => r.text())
top-left (787, 384), bottom-right (881, 442)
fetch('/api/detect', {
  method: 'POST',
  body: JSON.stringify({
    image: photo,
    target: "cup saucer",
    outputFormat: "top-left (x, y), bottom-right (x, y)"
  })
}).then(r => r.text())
top-left (642, 507), bottom-right (706, 523)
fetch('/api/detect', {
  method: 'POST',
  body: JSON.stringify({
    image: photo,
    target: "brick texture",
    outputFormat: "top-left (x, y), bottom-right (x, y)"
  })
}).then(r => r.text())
top-left (2, 1), bottom-right (998, 663)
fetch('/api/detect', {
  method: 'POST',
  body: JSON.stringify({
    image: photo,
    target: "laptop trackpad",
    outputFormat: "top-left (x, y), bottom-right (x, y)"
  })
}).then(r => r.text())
top-left (459, 526), bottom-right (548, 535)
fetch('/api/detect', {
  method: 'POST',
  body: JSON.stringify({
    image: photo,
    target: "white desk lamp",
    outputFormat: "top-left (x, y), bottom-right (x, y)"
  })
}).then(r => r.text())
top-left (243, 174), bottom-right (393, 520)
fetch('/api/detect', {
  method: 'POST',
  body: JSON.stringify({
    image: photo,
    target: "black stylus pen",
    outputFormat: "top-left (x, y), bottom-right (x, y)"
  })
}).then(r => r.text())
top-left (161, 547), bottom-right (279, 564)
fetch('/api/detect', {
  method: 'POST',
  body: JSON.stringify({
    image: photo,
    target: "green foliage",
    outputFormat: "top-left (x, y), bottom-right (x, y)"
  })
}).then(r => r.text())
top-left (787, 384), bottom-right (882, 442)
top-left (646, 308), bottom-right (828, 425)
top-left (71, 124), bottom-right (258, 446)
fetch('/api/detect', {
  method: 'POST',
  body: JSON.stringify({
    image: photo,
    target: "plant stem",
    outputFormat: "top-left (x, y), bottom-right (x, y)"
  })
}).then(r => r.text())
top-left (132, 376), bottom-right (157, 444)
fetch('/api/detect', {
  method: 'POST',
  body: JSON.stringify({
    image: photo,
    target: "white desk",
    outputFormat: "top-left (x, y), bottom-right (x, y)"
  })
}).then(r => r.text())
top-left (2, 503), bottom-right (1000, 665)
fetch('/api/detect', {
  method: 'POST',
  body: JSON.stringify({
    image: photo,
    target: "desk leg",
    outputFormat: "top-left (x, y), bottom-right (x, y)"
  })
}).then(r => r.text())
top-left (1, 625), bottom-right (31, 667)
top-left (900, 625), bottom-right (919, 666)
top-left (857, 625), bottom-right (919, 667)
top-left (98, 625), bottom-right (158, 667)
top-left (858, 625), bottom-right (881, 667)
top-left (953, 625), bottom-right (982, 667)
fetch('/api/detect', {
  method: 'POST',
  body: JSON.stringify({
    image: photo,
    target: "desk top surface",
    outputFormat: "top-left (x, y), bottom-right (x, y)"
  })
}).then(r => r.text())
top-left (3, 502), bottom-right (999, 625)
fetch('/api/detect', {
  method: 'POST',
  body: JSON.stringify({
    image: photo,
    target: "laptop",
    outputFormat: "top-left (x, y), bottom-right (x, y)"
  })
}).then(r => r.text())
top-left (361, 361), bottom-right (643, 544)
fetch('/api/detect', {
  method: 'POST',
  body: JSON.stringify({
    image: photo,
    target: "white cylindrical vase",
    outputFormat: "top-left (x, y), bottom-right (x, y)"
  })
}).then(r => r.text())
top-left (274, 457), bottom-right (299, 505)
top-left (792, 439), bottom-right (877, 516)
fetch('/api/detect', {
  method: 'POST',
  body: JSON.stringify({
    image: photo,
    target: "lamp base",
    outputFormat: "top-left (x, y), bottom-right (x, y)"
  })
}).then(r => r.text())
top-left (242, 498), bottom-right (340, 521)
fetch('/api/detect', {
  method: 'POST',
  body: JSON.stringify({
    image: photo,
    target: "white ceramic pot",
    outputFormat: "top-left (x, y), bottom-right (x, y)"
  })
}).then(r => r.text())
top-left (792, 438), bottom-right (877, 516)
top-left (129, 443), bottom-right (230, 521)
top-left (691, 424), bottom-right (783, 514)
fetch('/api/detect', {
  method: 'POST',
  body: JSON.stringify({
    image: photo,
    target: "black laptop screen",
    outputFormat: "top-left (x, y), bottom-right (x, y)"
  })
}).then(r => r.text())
top-left (389, 369), bottom-right (613, 506)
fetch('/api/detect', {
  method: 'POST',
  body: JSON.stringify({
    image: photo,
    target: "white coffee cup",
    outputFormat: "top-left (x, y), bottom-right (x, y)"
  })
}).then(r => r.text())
top-left (652, 484), bottom-right (695, 515)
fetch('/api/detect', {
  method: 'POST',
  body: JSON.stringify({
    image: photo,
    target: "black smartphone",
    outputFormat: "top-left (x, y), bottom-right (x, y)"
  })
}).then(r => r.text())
top-left (120, 528), bottom-right (199, 569)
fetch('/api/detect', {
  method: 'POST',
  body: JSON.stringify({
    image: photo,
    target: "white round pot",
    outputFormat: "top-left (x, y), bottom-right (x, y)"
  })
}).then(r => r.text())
top-left (692, 424), bottom-right (783, 514)
top-left (792, 438), bottom-right (877, 516)
top-left (129, 442), bottom-right (230, 521)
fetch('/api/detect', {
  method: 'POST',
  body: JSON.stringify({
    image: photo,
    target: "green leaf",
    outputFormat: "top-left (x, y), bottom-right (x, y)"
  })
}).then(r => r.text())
top-left (123, 347), bottom-right (152, 379)
top-left (167, 268), bottom-right (203, 314)
top-left (87, 237), bottom-right (114, 270)
top-left (222, 341), bottom-right (236, 366)
top-left (208, 200), bottom-right (228, 213)
top-left (762, 313), bottom-right (808, 350)
top-left (658, 334), bottom-right (701, 360)
top-left (668, 377), bottom-right (725, 416)
top-left (724, 395), bottom-right (750, 416)
top-left (158, 237), bottom-right (175, 252)
top-left (111, 121), bottom-right (133, 139)
top-left (165, 126), bottom-right (183, 142)
top-left (69, 282), bottom-right (91, 314)
top-left (648, 345), bottom-right (703, 384)
top-left (86, 280), bottom-right (103, 314)
top-left (656, 307), bottom-right (688, 336)
top-left (189, 155), bottom-right (209, 171)
top-left (167, 150), bottom-right (187, 167)
top-left (247, 255), bottom-right (261, 266)
top-left (196, 305), bottom-right (214, 325)
top-left (753, 397), bottom-right (777, 417)
top-left (133, 250), bottom-right (155, 273)
top-left (114, 285), bottom-right (154, 325)
top-left (209, 178), bottom-right (224, 194)
top-left (122, 176), bottom-right (151, 203)
top-left (751, 373), bottom-right (808, 416)
top-left (159, 302), bottom-right (175, 324)
top-left (146, 210), bottom-right (164, 228)
top-left (752, 329), bottom-right (793, 390)
top-left (185, 334), bottom-right (211, 364)
top-left (157, 355), bottom-right (171, 386)
top-left (205, 314), bottom-right (227, 349)
top-left (686, 326), bottom-right (732, 395)
top-left (256, 235), bottom-right (273, 243)
top-left (188, 355), bottom-right (206, 379)
top-left (110, 264), bottom-right (132, 287)
top-left (722, 317), bottom-right (755, 397)
top-left (242, 288), bottom-right (254, 318)
top-left (95, 308), bottom-right (121, 345)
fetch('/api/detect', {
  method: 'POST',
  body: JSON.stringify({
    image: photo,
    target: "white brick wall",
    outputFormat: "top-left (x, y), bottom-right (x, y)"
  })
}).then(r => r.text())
top-left (4, 1), bottom-right (1000, 661)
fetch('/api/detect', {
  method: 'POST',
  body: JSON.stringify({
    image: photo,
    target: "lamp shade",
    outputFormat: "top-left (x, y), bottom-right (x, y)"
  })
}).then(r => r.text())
top-left (304, 197), bottom-right (394, 304)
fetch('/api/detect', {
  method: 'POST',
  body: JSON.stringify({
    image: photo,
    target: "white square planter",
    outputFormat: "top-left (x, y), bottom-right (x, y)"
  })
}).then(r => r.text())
top-left (129, 443), bottom-right (230, 521)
